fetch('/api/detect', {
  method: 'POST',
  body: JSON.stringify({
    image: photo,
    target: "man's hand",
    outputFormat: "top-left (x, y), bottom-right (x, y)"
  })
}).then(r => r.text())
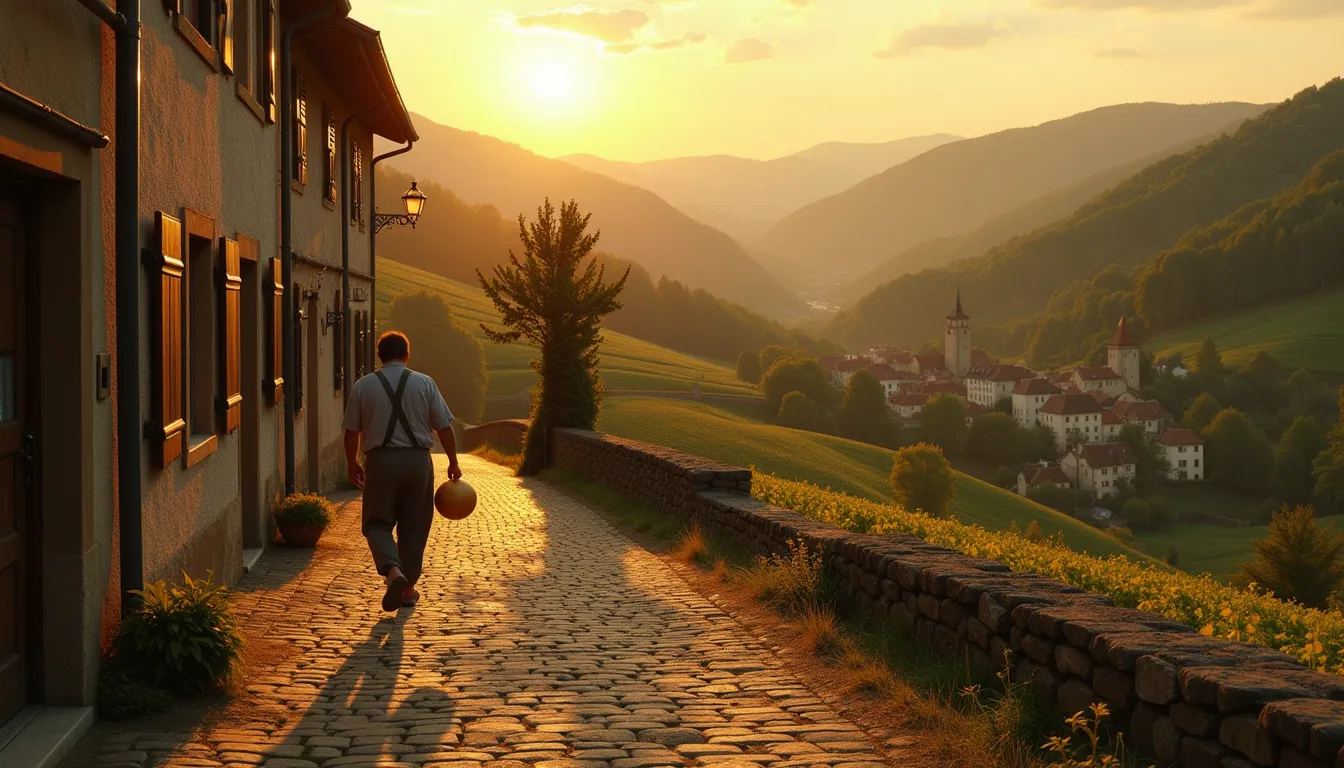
top-left (348, 462), bottom-right (366, 489)
top-left (448, 460), bottom-right (463, 481)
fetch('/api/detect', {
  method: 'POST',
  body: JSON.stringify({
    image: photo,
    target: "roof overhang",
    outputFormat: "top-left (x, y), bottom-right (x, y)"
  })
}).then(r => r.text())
top-left (300, 14), bottom-right (418, 144)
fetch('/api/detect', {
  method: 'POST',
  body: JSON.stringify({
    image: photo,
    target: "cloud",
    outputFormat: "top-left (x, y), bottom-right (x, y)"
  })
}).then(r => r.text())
top-left (1035, 0), bottom-right (1343, 16)
top-left (723, 37), bottom-right (775, 63)
top-left (514, 6), bottom-right (651, 44)
top-left (874, 21), bottom-right (1011, 58)
top-left (605, 30), bottom-right (709, 55)
top-left (1096, 47), bottom-right (1144, 57)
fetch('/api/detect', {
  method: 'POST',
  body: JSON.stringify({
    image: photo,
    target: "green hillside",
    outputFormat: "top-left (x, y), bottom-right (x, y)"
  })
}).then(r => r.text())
top-left (1133, 515), bottom-right (1344, 582)
top-left (378, 259), bottom-right (755, 398)
top-left (1148, 289), bottom-right (1344, 375)
top-left (597, 397), bottom-right (1147, 560)
top-left (829, 78), bottom-right (1344, 354)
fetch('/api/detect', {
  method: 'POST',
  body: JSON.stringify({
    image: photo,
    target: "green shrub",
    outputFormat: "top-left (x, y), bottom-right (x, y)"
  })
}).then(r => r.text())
top-left (115, 572), bottom-right (243, 694)
top-left (97, 661), bottom-right (172, 721)
top-left (273, 492), bottom-right (333, 527)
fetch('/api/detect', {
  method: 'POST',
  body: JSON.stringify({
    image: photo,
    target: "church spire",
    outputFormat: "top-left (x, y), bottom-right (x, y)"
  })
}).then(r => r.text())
top-left (946, 287), bottom-right (969, 321)
top-left (1109, 315), bottom-right (1136, 347)
top-left (955, 287), bottom-right (963, 316)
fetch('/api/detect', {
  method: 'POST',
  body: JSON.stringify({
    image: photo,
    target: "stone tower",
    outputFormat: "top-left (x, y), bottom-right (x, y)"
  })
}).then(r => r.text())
top-left (1107, 315), bottom-right (1141, 393)
top-left (944, 289), bottom-right (971, 378)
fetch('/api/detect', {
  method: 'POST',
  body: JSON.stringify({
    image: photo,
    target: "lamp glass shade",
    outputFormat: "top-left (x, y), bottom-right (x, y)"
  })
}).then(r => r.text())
top-left (402, 181), bottom-right (427, 220)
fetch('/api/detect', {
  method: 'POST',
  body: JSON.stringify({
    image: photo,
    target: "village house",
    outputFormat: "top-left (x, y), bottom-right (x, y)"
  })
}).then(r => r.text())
top-left (1112, 399), bottom-right (1172, 435)
top-left (1, 0), bottom-right (415, 749)
top-left (1037, 393), bottom-right (1106, 449)
top-left (1060, 443), bottom-right (1138, 499)
top-left (964, 364), bottom-right (1034, 408)
top-left (1101, 409), bottom-right (1125, 440)
top-left (1017, 463), bottom-right (1072, 496)
top-left (822, 356), bottom-right (867, 389)
top-left (1011, 378), bottom-right (1062, 429)
top-left (1071, 366), bottom-right (1129, 399)
top-left (889, 392), bottom-right (928, 420)
top-left (1155, 428), bottom-right (1205, 481)
top-left (868, 364), bottom-right (919, 396)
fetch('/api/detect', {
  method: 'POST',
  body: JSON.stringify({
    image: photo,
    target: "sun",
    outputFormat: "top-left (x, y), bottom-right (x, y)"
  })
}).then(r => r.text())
top-left (529, 61), bottom-right (576, 106)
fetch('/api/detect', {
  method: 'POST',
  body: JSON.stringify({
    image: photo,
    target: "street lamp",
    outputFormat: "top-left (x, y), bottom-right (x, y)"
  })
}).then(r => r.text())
top-left (374, 181), bottom-right (428, 233)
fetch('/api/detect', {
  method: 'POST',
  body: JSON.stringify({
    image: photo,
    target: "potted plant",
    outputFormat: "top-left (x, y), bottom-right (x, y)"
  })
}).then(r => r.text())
top-left (273, 493), bottom-right (333, 547)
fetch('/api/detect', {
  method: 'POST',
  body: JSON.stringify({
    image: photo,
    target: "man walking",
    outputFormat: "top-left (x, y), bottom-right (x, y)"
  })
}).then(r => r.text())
top-left (343, 331), bottom-right (462, 611)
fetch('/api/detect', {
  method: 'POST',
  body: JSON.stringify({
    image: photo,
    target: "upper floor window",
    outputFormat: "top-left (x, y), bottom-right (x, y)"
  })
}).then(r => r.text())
top-left (351, 142), bottom-right (364, 225)
top-left (324, 108), bottom-right (338, 203)
top-left (293, 75), bottom-right (309, 186)
top-left (186, 0), bottom-right (218, 48)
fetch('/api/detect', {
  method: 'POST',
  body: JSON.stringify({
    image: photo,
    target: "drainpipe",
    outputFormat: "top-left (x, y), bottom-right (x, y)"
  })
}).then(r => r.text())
top-left (280, 6), bottom-right (340, 495)
top-left (113, 0), bottom-right (142, 612)
top-left (369, 141), bottom-right (413, 371)
top-left (339, 109), bottom-right (373, 407)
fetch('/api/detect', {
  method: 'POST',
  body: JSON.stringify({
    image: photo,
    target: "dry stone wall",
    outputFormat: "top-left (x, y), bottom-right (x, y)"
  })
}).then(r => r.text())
top-left (460, 419), bottom-right (528, 454)
top-left (546, 425), bottom-right (1344, 768)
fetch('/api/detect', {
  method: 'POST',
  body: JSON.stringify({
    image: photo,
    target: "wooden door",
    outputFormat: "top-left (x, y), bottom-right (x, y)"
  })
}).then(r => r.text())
top-left (0, 196), bottom-right (32, 725)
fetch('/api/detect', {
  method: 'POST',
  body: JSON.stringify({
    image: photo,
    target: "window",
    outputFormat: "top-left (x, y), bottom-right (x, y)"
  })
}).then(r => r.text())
top-left (184, 0), bottom-right (218, 47)
top-left (234, 0), bottom-right (254, 92)
top-left (184, 209), bottom-right (219, 466)
top-left (293, 74), bottom-right (308, 186)
top-left (350, 142), bottom-right (364, 224)
top-left (1179, 460), bottom-right (1187, 468)
top-left (324, 108), bottom-right (337, 204)
top-left (259, 0), bottom-right (277, 121)
top-left (1194, 459), bottom-right (1200, 468)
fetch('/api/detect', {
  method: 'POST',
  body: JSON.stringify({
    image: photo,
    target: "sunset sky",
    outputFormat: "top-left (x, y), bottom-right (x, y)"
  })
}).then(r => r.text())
top-left (350, 0), bottom-right (1344, 163)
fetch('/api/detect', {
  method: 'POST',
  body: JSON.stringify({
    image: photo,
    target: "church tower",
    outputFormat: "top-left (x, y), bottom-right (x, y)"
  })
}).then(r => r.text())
top-left (945, 289), bottom-right (971, 378)
top-left (1107, 315), bottom-right (1141, 393)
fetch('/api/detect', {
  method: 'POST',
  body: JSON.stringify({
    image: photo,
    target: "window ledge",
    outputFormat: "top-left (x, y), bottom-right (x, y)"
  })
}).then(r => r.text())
top-left (184, 433), bottom-right (218, 468)
top-left (236, 82), bottom-right (266, 124)
top-left (292, 179), bottom-right (306, 195)
top-left (174, 15), bottom-right (220, 72)
top-left (323, 197), bottom-right (336, 211)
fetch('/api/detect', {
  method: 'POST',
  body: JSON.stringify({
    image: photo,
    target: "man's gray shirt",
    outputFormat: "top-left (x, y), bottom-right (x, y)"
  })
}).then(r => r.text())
top-left (342, 363), bottom-right (453, 453)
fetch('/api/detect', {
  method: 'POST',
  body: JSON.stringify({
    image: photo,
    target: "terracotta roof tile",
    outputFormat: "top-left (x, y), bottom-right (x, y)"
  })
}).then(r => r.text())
top-left (1075, 442), bottom-right (1137, 468)
top-left (1038, 394), bottom-right (1105, 416)
top-left (1155, 428), bottom-right (1204, 447)
top-left (1013, 378), bottom-right (1062, 396)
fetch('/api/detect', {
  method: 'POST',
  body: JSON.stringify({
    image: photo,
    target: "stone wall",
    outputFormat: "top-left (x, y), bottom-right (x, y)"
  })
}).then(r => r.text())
top-left (548, 426), bottom-right (1344, 768)
top-left (461, 420), bottom-right (529, 454)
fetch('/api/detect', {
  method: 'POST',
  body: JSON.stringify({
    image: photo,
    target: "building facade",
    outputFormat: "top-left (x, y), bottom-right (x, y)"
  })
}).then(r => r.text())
top-left (1156, 428), bottom-right (1205, 481)
top-left (943, 290), bottom-right (971, 378)
top-left (1012, 378), bottom-right (1062, 429)
top-left (1107, 315), bottom-right (1141, 393)
top-left (964, 365), bottom-right (1034, 408)
top-left (0, 0), bottom-right (414, 742)
top-left (1037, 393), bottom-right (1105, 449)
top-left (1059, 443), bottom-right (1137, 499)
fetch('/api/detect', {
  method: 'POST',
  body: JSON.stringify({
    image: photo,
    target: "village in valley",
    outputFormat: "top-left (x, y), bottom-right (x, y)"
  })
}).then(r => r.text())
top-left (821, 292), bottom-right (1204, 527)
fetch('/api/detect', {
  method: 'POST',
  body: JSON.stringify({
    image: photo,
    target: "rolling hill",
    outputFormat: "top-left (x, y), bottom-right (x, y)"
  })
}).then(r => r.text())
top-left (1147, 289), bottom-right (1344, 375)
top-left (559, 134), bottom-right (961, 243)
top-left (380, 114), bottom-right (806, 320)
top-left (827, 79), bottom-right (1344, 353)
top-left (377, 259), bottom-right (756, 399)
top-left (597, 397), bottom-right (1148, 560)
top-left (759, 102), bottom-right (1267, 280)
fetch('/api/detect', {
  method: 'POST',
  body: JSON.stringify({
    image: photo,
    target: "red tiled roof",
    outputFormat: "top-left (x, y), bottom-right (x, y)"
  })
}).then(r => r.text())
top-left (965, 402), bottom-right (988, 416)
top-left (869, 364), bottom-right (916, 381)
top-left (1102, 410), bottom-right (1123, 425)
top-left (1013, 378), bottom-right (1062, 396)
top-left (1038, 394), bottom-right (1104, 416)
top-left (1075, 442), bottom-right (1136, 468)
top-left (889, 393), bottom-right (928, 407)
top-left (915, 354), bottom-right (947, 372)
top-left (1114, 400), bottom-right (1170, 422)
top-left (1109, 316), bottom-right (1137, 347)
top-left (1074, 366), bottom-right (1123, 382)
top-left (1023, 464), bottom-right (1070, 486)
top-left (1155, 428), bottom-right (1204, 447)
top-left (1085, 390), bottom-right (1112, 405)
top-left (918, 381), bottom-right (967, 396)
top-left (966, 365), bottom-right (1035, 383)
top-left (971, 348), bottom-right (996, 366)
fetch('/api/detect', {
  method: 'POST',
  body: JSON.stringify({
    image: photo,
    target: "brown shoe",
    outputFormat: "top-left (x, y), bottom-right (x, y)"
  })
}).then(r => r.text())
top-left (382, 571), bottom-right (408, 612)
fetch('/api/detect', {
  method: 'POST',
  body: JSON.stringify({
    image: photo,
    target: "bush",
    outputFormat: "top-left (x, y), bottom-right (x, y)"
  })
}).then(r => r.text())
top-left (761, 356), bottom-right (834, 416)
top-left (1237, 505), bottom-right (1344, 608)
top-left (777, 390), bottom-right (817, 430)
top-left (273, 492), bottom-right (333, 527)
top-left (890, 443), bottom-right (956, 518)
top-left (736, 350), bottom-right (762, 385)
top-left (97, 662), bottom-right (172, 721)
top-left (115, 573), bottom-right (243, 694)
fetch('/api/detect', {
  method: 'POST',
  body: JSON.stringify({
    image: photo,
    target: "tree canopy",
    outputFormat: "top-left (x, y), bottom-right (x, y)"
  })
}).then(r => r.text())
top-left (890, 443), bottom-right (956, 518)
top-left (918, 394), bottom-right (968, 457)
top-left (387, 291), bottom-right (488, 423)
top-left (1237, 505), bottom-right (1344, 609)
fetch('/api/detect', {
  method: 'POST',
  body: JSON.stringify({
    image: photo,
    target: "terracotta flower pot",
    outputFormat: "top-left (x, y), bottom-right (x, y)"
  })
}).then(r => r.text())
top-left (277, 523), bottom-right (326, 548)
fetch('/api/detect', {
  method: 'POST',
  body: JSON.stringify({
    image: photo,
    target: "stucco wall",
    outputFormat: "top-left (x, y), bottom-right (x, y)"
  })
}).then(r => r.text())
top-left (548, 425), bottom-right (1344, 768)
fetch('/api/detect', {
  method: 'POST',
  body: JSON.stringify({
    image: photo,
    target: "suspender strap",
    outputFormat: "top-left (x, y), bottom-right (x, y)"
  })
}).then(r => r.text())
top-left (375, 369), bottom-right (418, 449)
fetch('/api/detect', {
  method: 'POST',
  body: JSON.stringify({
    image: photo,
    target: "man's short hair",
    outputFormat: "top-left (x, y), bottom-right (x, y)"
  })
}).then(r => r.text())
top-left (377, 331), bottom-right (410, 363)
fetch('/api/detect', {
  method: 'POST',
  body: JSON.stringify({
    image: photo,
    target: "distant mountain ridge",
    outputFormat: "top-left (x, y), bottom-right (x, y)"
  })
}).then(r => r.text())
top-left (824, 79), bottom-right (1344, 355)
top-left (383, 114), bottom-right (807, 320)
top-left (759, 102), bottom-right (1270, 278)
top-left (559, 134), bottom-right (961, 242)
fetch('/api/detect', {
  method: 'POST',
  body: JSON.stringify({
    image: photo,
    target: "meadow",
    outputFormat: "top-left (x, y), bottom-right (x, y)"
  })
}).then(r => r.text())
top-left (1148, 288), bottom-right (1344, 374)
top-left (597, 397), bottom-right (1147, 560)
top-left (378, 259), bottom-right (756, 398)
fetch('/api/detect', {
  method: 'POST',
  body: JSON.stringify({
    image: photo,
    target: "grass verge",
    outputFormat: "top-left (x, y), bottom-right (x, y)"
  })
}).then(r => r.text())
top-left (470, 444), bottom-right (522, 472)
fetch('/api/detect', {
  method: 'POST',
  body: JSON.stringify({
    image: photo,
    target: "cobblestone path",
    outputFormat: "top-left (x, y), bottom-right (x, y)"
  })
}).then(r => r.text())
top-left (86, 455), bottom-right (891, 768)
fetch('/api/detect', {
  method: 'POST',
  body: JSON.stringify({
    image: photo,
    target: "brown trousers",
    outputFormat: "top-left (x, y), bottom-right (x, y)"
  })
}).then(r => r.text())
top-left (361, 448), bottom-right (435, 585)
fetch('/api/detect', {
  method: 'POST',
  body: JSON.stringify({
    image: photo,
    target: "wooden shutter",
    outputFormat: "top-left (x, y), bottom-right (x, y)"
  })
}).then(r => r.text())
top-left (294, 75), bottom-right (308, 184)
top-left (260, 0), bottom-right (276, 121)
top-left (350, 143), bottom-right (363, 223)
top-left (220, 0), bottom-right (235, 74)
top-left (147, 212), bottom-right (186, 468)
top-left (266, 257), bottom-right (284, 403)
top-left (219, 238), bottom-right (242, 432)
